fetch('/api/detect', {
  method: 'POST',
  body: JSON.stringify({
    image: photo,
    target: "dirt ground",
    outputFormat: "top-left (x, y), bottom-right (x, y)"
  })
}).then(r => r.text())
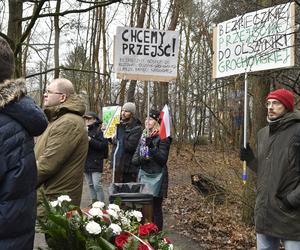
top-left (34, 143), bottom-right (256, 249)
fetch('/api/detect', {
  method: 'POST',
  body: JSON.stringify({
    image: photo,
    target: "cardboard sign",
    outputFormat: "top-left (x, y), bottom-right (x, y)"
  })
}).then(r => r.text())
top-left (102, 106), bottom-right (121, 138)
top-left (212, 2), bottom-right (295, 78)
top-left (114, 26), bottom-right (179, 81)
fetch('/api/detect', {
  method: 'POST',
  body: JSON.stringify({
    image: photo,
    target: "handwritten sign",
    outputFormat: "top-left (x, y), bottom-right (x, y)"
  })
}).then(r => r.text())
top-left (102, 106), bottom-right (121, 138)
top-left (114, 26), bottom-right (179, 81)
top-left (213, 2), bottom-right (295, 78)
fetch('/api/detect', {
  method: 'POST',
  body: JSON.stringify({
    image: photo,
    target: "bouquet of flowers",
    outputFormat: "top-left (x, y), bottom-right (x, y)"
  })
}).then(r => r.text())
top-left (38, 195), bottom-right (175, 250)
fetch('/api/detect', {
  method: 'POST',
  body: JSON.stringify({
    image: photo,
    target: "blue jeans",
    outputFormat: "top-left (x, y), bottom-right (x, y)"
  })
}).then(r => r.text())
top-left (85, 172), bottom-right (105, 202)
top-left (257, 233), bottom-right (300, 250)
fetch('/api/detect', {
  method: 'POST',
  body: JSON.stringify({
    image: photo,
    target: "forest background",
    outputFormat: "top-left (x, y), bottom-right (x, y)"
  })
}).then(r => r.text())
top-left (1, 0), bottom-right (300, 248)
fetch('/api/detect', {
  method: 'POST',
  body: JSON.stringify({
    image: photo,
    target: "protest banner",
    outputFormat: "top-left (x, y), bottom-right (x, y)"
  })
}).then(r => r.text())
top-left (102, 106), bottom-right (121, 138)
top-left (212, 2), bottom-right (295, 78)
top-left (114, 26), bottom-right (179, 81)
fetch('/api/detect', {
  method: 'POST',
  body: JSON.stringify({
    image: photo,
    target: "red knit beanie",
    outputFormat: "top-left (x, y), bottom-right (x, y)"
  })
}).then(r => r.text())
top-left (266, 89), bottom-right (294, 112)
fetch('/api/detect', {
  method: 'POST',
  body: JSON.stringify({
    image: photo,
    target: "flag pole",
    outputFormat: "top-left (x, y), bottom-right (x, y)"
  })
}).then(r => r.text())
top-left (147, 81), bottom-right (150, 136)
top-left (242, 72), bottom-right (248, 185)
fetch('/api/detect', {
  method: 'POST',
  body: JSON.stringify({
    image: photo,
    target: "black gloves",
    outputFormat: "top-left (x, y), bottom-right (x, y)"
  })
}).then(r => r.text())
top-left (240, 143), bottom-right (255, 163)
top-left (145, 137), bottom-right (154, 148)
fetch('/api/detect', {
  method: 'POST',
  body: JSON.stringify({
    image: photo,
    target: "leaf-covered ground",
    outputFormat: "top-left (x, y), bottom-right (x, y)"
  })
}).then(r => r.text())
top-left (102, 143), bottom-right (257, 249)
top-left (163, 144), bottom-right (256, 249)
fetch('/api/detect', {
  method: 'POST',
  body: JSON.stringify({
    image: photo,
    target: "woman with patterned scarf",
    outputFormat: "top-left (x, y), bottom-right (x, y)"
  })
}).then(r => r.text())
top-left (132, 109), bottom-right (172, 231)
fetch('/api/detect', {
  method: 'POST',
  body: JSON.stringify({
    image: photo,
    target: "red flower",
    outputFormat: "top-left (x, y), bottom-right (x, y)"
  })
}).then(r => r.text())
top-left (138, 243), bottom-right (153, 250)
top-left (138, 223), bottom-right (158, 236)
top-left (163, 237), bottom-right (171, 244)
top-left (66, 210), bottom-right (77, 220)
top-left (115, 232), bottom-right (130, 248)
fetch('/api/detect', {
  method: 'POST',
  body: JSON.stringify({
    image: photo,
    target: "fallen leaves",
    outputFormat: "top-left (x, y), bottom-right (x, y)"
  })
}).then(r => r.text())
top-left (164, 144), bottom-right (256, 249)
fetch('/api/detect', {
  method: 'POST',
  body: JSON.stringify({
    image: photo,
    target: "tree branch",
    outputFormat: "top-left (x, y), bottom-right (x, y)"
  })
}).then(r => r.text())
top-left (25, 66), bottom-right (107, 79)
top-left (15, 0), bottom-right (47, 56)
top-left (21, 0), bottom-right (121, 22)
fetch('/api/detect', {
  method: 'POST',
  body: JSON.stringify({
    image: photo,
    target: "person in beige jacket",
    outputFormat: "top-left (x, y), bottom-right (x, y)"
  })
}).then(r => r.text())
top-left (35, 78), bottom-right (88, 215)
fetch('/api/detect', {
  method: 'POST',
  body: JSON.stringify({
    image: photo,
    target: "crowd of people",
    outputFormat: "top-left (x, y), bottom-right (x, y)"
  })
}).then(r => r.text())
top-left (0, 37), bottom-right (172, 249)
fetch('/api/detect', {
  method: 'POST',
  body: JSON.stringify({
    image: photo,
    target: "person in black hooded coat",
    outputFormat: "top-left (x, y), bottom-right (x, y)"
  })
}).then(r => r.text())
top-left (0, 38), bottom-right (48, 250)
top-left (83, 111), bottom-right (108, 203)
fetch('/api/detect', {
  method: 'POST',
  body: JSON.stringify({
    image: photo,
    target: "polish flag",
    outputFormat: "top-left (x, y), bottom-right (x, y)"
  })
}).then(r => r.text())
top-left (159, 105), bottom-right (171, 140)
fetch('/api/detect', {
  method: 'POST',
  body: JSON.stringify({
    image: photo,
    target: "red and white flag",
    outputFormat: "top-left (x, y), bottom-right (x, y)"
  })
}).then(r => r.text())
top-left (159, 104), bottom-right (171, 140)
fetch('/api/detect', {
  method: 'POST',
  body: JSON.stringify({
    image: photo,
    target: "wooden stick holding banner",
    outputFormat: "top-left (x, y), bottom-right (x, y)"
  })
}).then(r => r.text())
top-left (242, 72), bottom-right (248, 185)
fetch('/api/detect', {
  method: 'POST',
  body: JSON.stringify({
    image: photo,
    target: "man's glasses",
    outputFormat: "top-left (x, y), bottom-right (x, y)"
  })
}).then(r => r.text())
top-left (265, 100), bottom-right (283, 108)
top-left (44, 90), bottom-right (64, 95)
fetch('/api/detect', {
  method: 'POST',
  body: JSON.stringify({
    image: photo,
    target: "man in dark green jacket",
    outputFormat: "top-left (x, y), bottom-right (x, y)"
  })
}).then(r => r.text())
top-left (241, 89), bottom-right (300, 250)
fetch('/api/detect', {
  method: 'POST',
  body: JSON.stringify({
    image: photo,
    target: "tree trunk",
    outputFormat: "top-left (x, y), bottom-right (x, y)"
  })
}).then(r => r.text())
top-left (157, 0), bottom-right (182, 108)
top-left (7, 0), bottom-right (22, 78)
top-left (127, 0), bottom-right (148, 102)
top-left (54, 0), bottom-right (61, 78)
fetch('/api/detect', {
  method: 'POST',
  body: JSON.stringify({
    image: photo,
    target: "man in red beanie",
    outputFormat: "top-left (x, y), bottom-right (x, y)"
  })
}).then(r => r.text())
top-left (240, 88), bottom-right (300, 250)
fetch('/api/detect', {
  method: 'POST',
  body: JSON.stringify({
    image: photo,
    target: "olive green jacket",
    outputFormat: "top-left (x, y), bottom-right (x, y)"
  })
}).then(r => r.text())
top-left (35, 95), bottom-right (88, 212)
top-left (250, 111), bottom-right (300, 240)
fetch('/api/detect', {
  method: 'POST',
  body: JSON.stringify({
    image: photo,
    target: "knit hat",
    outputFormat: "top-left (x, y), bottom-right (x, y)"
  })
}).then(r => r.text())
top-left (149, 109), bottom-right (161, 123)
top-left (0, 38), bottom-right (15, 83)
top-left (266, 89), bottom-right (294, 112)
top-left (122, 102), bottom-right (136, 114)
top-left (83, 111), bottom-right (101, 122)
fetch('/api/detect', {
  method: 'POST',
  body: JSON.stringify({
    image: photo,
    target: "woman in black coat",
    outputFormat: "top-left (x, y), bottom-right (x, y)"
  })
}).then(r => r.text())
top-left (132, 110), bottom-right (171, 231)
top-left (83, 112), bottom-right (108, 203)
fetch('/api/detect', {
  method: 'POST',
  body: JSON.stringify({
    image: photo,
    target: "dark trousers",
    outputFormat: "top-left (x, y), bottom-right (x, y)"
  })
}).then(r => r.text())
top-left (153, 197), bottom-right (164, 231)
top-left (122, 172), bottom-right (138, 183)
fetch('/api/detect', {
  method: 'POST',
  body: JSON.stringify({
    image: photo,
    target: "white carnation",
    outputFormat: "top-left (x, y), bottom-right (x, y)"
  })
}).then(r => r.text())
top-left (92, 201), bottom-right (105, 209)
top-left (57, 195), bottom-right (72, 203)
top-left (109, 223), bottom-right (122, 235)
top-left (107, 209), bottom-right (118, 219)
top-left (86, 221), bottom-right (101, 235)
top-left (88, 208), bottom-right (103, 217)
top-left (120, 216), bottom-right (130, 226)
top-left (50, 200), bottom-right (59, 207)
top-left (131, 210), bottom-right (143, 222)
top-left (108, 204), bottom-right (120, 212)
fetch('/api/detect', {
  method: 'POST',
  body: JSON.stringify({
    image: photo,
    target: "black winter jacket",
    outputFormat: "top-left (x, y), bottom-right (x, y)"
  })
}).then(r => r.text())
top-left (132, 135), bottom-right (171, 198)
top-left (111, 118), bottom-right (142, 180)
top-left (0, 79), bottom-right (48, 250)
top-left (85, 122), bottom-right (108, 173)
top-left (249, 111), bottom-right (300, 240)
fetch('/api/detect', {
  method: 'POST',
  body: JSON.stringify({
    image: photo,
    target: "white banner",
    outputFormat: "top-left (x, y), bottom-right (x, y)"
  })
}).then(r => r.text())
top-left (114, 26), bottom-right (179, 81)
top-left (212, 2), bottom-right (295, 78)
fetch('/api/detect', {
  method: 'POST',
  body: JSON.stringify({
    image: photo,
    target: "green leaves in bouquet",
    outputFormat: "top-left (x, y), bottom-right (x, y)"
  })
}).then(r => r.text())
top-left (86, 237), bottom-right (116, 250)
top-left (122, 237), bottom-right (140, 250)
top-left (38, 193), bottom-right (115, 250)
top-left (38, 207), bottom-right (86, 249)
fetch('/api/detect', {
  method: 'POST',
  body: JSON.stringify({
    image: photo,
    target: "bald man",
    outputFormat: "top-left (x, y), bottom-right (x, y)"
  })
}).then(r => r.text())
top-left (35, 78), bottom-right (89, 215)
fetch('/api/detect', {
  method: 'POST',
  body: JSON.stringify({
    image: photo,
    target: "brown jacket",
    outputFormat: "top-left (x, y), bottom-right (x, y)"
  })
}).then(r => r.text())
top-left (35, 95), bottom-right (88, 212)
